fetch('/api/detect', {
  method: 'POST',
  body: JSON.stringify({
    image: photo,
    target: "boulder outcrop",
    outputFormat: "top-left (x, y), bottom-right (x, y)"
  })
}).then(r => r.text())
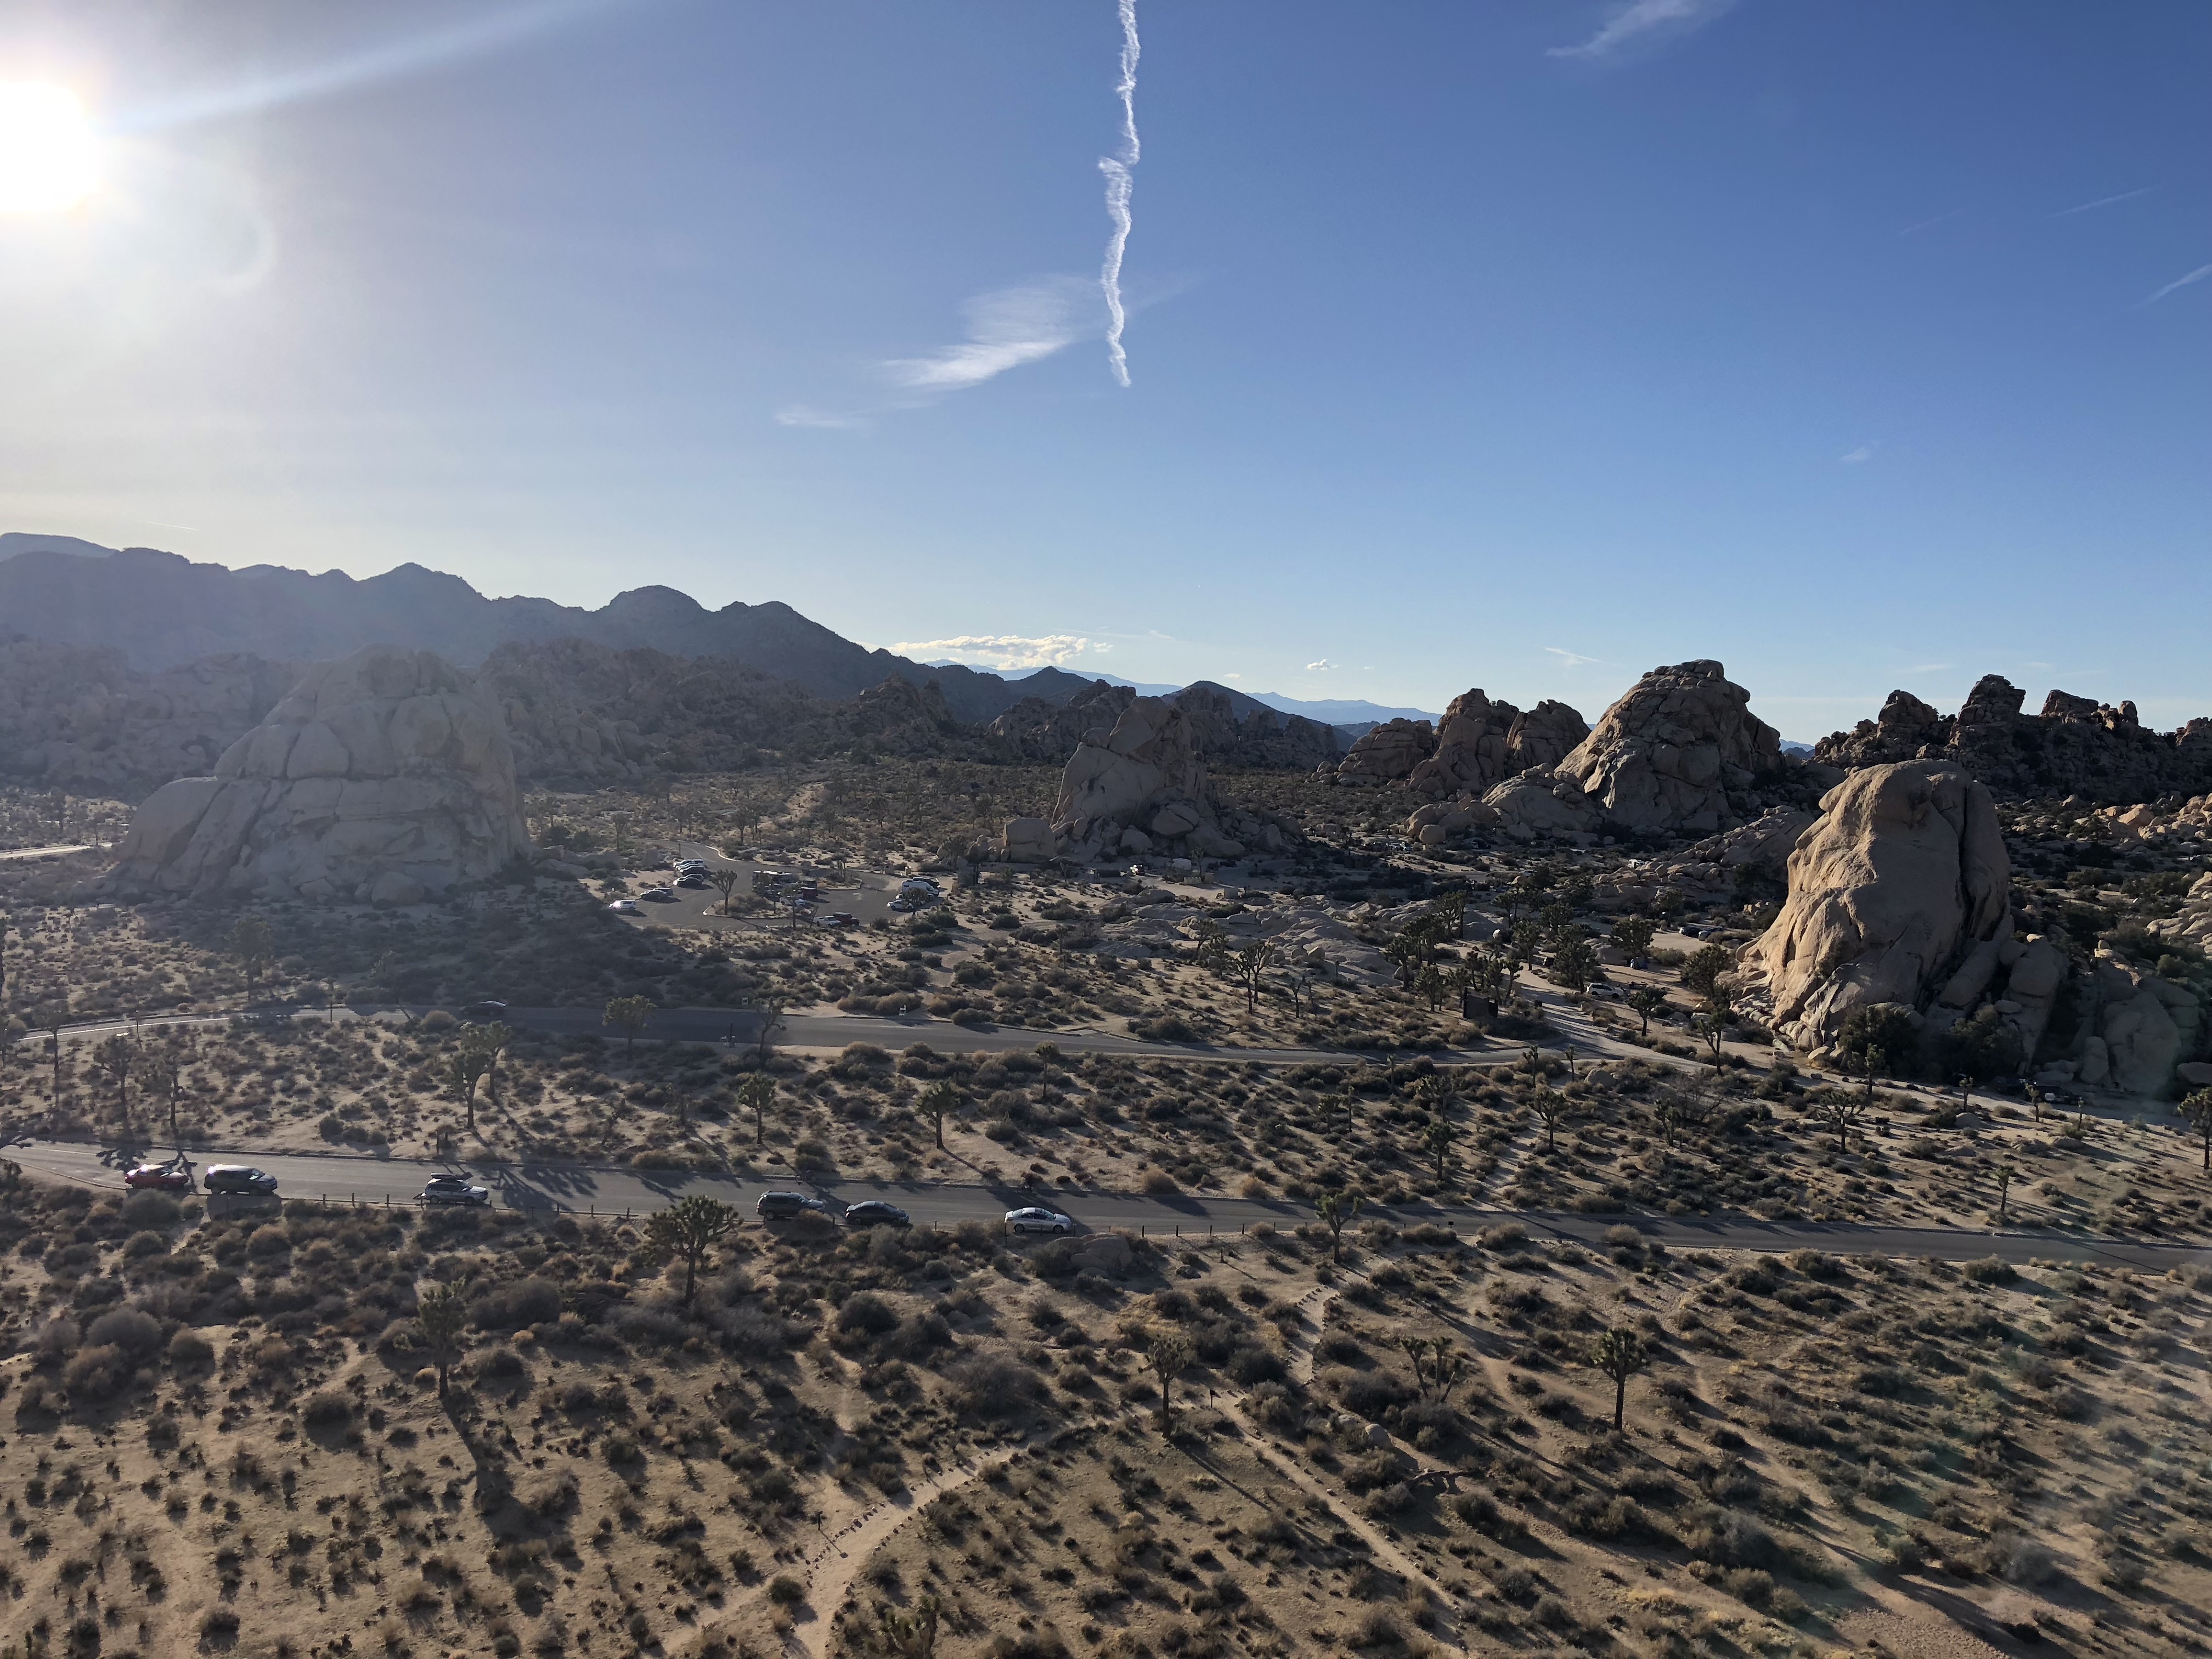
top-left (1550, 660), bottom-right (1784, 835)
top-left (1333, 718), bottom-right (1434, 787)
top-left (1817, 675), bottom-right (2212, 803)
top-left (1402, 691), bottom-right (1590, 801)
top-left (1168, 683), bottom-right (1340, 771)
top-left (1746, 760), bottom-right (2012, 1054)
top-left (102, 645), bottom-right (533, 904)
top-left (1051, 698), bottom-right (1240, 860)
top-left (988, 680), bottom-right (1136, 764)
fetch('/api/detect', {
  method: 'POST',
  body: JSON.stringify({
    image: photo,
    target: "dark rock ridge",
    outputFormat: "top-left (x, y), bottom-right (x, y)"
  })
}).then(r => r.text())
top-left (0, 543), bottom-right (1064, 723)
top-left (1816, 675), bottom-right (2212, 804)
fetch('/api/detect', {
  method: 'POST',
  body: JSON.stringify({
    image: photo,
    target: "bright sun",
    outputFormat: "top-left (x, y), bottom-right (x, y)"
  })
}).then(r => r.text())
top-left (0, 82), bottom-right (98, 213)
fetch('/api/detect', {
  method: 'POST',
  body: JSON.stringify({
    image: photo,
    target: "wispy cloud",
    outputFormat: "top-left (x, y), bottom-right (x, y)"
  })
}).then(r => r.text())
top-left (890, 634), bottom-right (1104, 671)
top-left (2052, 186), bottom-right (2153, 219)
top-left (884, 280), bottom-right (1095, 392)
top-left (1548, 0), bottom-right (1737, 60)
top-left (2137, 262), bottom-right (2212, 309)
top-left (774, 405), bottom-right (869, 431)
top-left (1305, 659), bottom-right (1336, 672)
top-left (1545, 646), bottom-right (1616, 669)
top-left (1898, 207), bottom-right (1968, 237)
top-left (1839, 442), bottom-right (1877, 464)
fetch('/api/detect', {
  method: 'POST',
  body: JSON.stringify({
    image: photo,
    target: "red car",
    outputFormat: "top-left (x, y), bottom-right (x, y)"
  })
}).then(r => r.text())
top-left (124, 1164), bottom-right (194, 1192)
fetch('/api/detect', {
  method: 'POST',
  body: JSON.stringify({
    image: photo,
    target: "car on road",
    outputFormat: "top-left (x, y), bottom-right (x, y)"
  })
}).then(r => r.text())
top-left (825, 911), bottom-right (856, 927)
top-left (841, 1200), bottom-right (911, 1230)
top-left (123, 1163), bottom-right (194, 1192)
top-left (755, 1191), bottom-right (830, 1220)
top-left (204, 1165), bottom-right (279, 1195)
top-left (640, 885), bottom-right (676, 901)
top-left (1005, 1206), bottom-right (1075, 1235)
top-left (607, 899), bottom-right (642, 915)
top-left (462, 999), bottom-right (509, 1020)
top-left (420, 1175), bottom-right (492, 1207)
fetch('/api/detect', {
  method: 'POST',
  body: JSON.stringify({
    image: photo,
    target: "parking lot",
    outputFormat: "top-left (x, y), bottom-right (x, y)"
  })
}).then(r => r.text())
top-left (606, 847), bottom-right (938, 936)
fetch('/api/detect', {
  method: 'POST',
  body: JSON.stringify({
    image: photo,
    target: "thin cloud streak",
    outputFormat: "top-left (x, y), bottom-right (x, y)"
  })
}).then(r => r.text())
top-left (1548, 0), bottom-right (1737, 60)
top-left (2137, 263), bottom-right (2212, 308)
top-left (1545, 647), bottom-right (1616, 669)
top-left (884, 281), bottom-right (1092, 392)
top-left (1839, 443), bottom-right (1876, 464)
top-left (1098, 0), bottom-right (1142, 387)
top-left (2051, 186), bottom-right (2153, 219)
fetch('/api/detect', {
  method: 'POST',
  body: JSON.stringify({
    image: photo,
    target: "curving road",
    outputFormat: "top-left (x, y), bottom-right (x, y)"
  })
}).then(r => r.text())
top-left (9, 1135), bottom-right (2203, 1273)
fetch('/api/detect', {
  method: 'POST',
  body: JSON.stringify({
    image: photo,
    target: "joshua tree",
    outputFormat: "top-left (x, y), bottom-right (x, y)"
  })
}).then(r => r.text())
top-left (1145, 1327), bottom-right (1196, 1429)
top-left (1400, 1334), bottom-right (1467, 1406)
top-left (1693, 1009), bottom-right (1730, 1065)
top-left (1530, 1087), bottom-right (1570, 1155)
top-left (1316, 1189), bottom-right (1360, 1263)
top-left (1422, 1115), bottom-right (1460, 1186)
top-left (1611, 914), bottom-right (1657, 964)
top-left (709, 867), bottom-right (746, 916)
top-left (753, 994), bottom-right (787, 1066)
top-left (415, 1283), bottom-right (469, 1397)
top-left (644, 1194), bottom-right (741, 1308)
top-left (1834, 1002), bottom-right (1917, 1099)
top-left (1548, 936), bottom-right (1601, 994)
top-left (1994, 1161), bottom-right (2017, 1225)
top-left (1229, 937), bottom-right (1278, 1017)
top-left (140, 1037), bottom-right (192, 1151)
top-left (603, 995), bottom-right (656, 1058)
top-left (1679, 943), bottom-right (1731, 1000)
top-left (447, 1044), bottom-right (492, 1135)
top-left (2180, 1089), bottom-right (2212, 1173)
top-left (466, 1022), bottom-right (514, 1106)
top-left (1805, 1088), bottom-right (1867, 1155)
top-left (921, 1079), bottom-right (958, 1150)
top-left (1627, 986), bottom-right (1668, 1040)
top-left (1652, 1087), bottom-right (1708, 1149)
top-left (877, 1598), bottom-right (943, 1659)
top-left (739, 1073), bottom-right (776, 1147)
top-left (1590, 1325), bottom-right (1647, 1432)
top-left (91, 1034), bottom-right (137, 1138)
top-left (228, 915), bottom-right (275, 1007)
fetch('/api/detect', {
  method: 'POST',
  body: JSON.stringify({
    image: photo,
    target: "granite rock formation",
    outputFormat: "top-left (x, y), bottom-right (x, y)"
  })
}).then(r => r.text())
top-left (1049, 698), bottom-right (1241, 861)
top-left (1403, 691), bottom-right (1590, 800)
top-left (1549, 660), bottom-right (1784, 835)
top-left (1331, 718), bottom-right (1434, 787)
top-left (102, 645), bottom-right (533, 905)
top-left (1816, 675), bottom-right (2212, 803)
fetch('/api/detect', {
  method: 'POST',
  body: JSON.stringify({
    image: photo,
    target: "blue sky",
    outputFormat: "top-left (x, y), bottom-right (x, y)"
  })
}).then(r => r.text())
top-left (0, 0), bottom-right (2205, 738)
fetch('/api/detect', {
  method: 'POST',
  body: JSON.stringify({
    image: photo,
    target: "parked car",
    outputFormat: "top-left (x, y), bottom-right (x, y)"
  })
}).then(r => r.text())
top-left (123, 1163), bottom-right (193, 1192)
top-left (825, 911), bottom-right (857, 927)
top-left (755, 1191), bottom-right (829, 1220)
top-left (420, 1175), bottom-right (492, 1207)
top-left (640, 885), bottom-right (676, 901)
top-left (676, 873), bottom-right (712, 888)
top-left (607, 899), bottom-right (641, 915)
top-left (674, 859), bottom-right (709, 872)
top-left (842, 1200), bottom-right (911, 1230)
top-left (204, 1165), bottom-right (279, 1195)
top-left (1004, 1206), bottom-right (1075, 1235)
top-left (888, 899), bottom-right (915, 913)
top-left (461, 999), bottom-right (509, 1019)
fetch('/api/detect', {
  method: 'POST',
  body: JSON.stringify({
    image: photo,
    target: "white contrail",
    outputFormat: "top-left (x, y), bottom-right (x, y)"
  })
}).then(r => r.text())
top-left (1098, 0), bottom-right (1140, 387)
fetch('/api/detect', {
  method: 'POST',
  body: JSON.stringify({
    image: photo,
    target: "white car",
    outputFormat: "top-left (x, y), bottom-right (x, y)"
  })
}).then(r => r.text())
top-left (674, 859), bottom-right (708, 873)
top-left (1005, 1206), bottom-right (1075, 1235)
top-left (607, 899), bottom-right (642, 915)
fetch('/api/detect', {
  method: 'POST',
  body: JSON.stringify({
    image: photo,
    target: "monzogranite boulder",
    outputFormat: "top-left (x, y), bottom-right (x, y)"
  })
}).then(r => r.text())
top-left (1551, 660), bottom-right (1783, 834)
top-left (1745, 760), bottom-right (2012, 1056)
top-left (102, 645), bottom-right (533, 904)
top-left (1332, 718), bottom-right (1434, 787)
top-left (1051, 698), bottom-right (1238, 859)
top-left (1404, 691), bottom-right (1590, 801)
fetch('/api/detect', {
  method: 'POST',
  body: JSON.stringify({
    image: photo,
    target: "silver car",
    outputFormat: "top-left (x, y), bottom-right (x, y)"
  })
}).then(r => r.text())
top-left (1005, 1206), bottom-right (1075, 1235)
top-left (420, 1175), bottom-right (491, 1207)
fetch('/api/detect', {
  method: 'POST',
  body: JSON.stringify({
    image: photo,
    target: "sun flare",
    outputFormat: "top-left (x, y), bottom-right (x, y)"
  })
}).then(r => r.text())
top-left (0, 81), bottom-right (98, 212)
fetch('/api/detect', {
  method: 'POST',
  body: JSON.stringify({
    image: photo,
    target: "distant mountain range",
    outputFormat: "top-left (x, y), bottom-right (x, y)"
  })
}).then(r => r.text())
top-left (991, 666), bottom-right (1440, 729)
top-left (0, 534), bottom-right (1407, 737)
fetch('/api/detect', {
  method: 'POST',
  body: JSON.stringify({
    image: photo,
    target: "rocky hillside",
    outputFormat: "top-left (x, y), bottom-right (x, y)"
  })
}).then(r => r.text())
top-left (1818, 675), bottom-right (2212, 803)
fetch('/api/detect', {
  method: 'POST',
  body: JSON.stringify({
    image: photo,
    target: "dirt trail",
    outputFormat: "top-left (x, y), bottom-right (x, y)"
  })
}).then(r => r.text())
top-left (783, 1436), bottom-right (1045, 1659)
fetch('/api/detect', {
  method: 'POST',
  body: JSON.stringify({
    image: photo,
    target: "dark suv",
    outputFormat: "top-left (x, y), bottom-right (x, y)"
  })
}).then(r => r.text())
top-left (841, 1201), bottom-right (911, 1230)
top-left (755, 1191), bottom-right (827, 1220)
top-left (204, 1165), bottom-right (279, 1195)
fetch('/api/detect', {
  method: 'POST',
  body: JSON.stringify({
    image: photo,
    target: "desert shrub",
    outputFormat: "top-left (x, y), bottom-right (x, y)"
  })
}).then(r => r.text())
top-left (766, 1574), bottom-right (806, 1604)
top-left (35, 1317), bottom-right (82, 1357)
top-left (1480, 1222), bottom-right (1531, 1252)
top-left (1962, 1256), bottom-right (2017, 1286)
top-left (167, 1328), bottom-right (215, 1368)
top-left (1360, 1481), bottom-right (1414, 1518)
top-left (120, 1190), bottom-right (183, 1227)
top-left (477, 1346), bottom-right (529, 1383)
top-left (246, 1224), bottom-right (291, 1258)
top-left (947, 1354), bottom-right (1042, 1419)
top-left (1678, 1505), bottom-right (1780, 1571)
top-left (1226, 1344), bottom-right (1285, 1385)
top-left (836, 1291), bottom-right (900, 1336)
top-left (85, 1307), bottom-right (162, 1358)
top-left (62, 1344), bottom-right (129, 1402)
top-left (1327, 1366), bottom-right (1413, 1420)
top-left (122, 1229), bottom-right (168, 1259)
top-left (301, 1391), bottom-right (353, 1427)
top-left (884, 1311), bottom-right (953, 1358)
top-left (471, 1276), bottom-right (563, 1332)
top-left (201, 1609), bottom-right (241, 1639)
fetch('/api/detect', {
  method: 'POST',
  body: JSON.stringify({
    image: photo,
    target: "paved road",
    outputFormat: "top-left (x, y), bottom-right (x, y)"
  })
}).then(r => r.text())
top-left (0, 843), bottom-right (97, 862)
top-left (12, 1136), bottom-right (2203, 1272)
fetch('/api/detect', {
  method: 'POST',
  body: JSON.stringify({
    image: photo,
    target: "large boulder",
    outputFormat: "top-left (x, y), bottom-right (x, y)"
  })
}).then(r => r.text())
top-left (1002, 817), bottom-right (1059, 864)
top-left (1553, 660), bottom-right (1783, 834)
top-left (1403, 691), bottom-right (1589, 802)
top-left (101, 645), bottom-right (533, 904)
top-left (1333, 718), bottom-right (1434, 787)
top-left (1746, 760), bottom-right (2010, 1054)
top-left (1052, 698), bottom-right (1235, 857)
